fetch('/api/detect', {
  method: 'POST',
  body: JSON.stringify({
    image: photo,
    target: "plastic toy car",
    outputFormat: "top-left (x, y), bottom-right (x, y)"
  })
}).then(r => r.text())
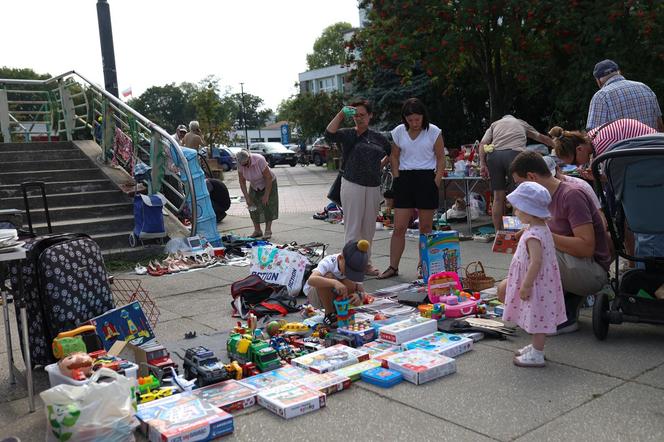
top-left (279, 322), bottom-right (310, 335)
top-left (139, 387), bottom-right (173, 404)
top-left (183, 346), bottom-right (231, 387)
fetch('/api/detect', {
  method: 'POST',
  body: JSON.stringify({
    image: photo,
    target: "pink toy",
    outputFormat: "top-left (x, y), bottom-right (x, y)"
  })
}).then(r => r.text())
top-left (427, 271), bottom-right (462, 304)
top-left (440, 298), bottom-right (478, 318)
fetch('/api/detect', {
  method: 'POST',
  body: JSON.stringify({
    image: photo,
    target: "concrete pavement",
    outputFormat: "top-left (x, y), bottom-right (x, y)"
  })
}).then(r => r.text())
top-left (1, 165), bottom-right (663, 441)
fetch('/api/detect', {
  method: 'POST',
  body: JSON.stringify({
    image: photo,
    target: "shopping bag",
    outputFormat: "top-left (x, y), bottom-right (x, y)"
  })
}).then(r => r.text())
top-left (250, 246), bottom-right (309, 296)
top-left (40, 368), bottom-right (138, 442)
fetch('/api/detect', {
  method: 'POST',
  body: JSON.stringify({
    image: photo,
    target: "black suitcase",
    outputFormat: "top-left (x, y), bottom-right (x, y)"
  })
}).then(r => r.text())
top-left (10, 182), bottom-right (115, 366)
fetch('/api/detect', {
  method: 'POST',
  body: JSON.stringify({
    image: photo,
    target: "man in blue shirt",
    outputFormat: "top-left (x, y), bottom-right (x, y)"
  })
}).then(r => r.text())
top-left (586, 59), bottom-right (663, 132)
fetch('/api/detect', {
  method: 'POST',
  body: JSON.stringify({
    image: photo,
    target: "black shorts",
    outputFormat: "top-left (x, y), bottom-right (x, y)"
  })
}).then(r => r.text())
top-left (393, 169), bottom-right (438, 209)
top-left (487, 149), bottom-right (521, 192)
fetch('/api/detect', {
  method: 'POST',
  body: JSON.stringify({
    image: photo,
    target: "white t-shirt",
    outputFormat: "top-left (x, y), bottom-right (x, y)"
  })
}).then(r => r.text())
top-left (302, 254), bottom-right (345, 296)
top-left (391, 123), bottom-right (442, 170)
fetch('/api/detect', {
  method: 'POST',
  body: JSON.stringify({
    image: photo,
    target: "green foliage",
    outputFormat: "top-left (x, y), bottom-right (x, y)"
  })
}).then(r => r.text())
top-left (225, 92), bottom-right (273, 130)
top-left (191, 76), bottom-right (233, 146)
top-left (306, 22), bottom-right (354, 70)
top-left (0, 66), bottom-right (50, 80)
top-left (277, 91), bottom-right (346, 139)
top-left (128, 83), bottom-right (193, 133)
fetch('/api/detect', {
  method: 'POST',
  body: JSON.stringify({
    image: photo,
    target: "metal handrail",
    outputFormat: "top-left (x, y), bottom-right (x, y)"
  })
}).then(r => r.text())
top-left (0, 70), bottom-right (197, 233)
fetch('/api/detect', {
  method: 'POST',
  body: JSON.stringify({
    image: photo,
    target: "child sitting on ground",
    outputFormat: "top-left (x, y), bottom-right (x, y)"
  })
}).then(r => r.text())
top-left (303, 239), bottom-right (370, 327)
top-left (497, 182), bottom-right (566, 367)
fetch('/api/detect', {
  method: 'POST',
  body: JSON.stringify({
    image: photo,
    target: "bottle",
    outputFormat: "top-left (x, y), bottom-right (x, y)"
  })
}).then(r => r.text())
top-left (342, 106), bottom-right (356, 118)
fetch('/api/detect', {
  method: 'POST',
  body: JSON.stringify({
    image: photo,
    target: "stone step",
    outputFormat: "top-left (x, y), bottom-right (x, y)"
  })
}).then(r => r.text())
top-left (2, 158), bottom-right (93, 172)
top-left (0, 141), bottom-right (76, 152)
top-left (31, 215), bottom-right (135, 236)
top-left (24, 202), bottom-right (133, 224)
top-left (92, 231), bottom-right (139, 251)
top-left (0, 168), bottom-right (107, 185)
top-left (0, 179), bottom-right (117, 199)
top-left (0, 190), bottom-right (130, 211)
top-left (0, 149), bottom-right (86, 162)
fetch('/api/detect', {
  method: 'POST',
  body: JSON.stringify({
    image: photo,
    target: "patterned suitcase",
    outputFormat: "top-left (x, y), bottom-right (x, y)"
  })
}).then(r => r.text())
top-left (10, 235), bottom-right (115, 366)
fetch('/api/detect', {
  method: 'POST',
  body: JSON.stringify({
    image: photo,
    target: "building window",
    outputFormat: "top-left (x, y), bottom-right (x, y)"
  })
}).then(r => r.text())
top-left (318, 77), bottom-right (336, 93)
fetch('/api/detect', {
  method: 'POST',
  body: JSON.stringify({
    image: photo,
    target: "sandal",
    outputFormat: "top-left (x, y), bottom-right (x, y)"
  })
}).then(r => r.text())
top-left (377, 266), bottom-right (399, 279)
top-left (365, 265), bottom-right (380, 276)
top-left (262, 231), bottom-right (272, 240)
top-left (249, 231), bottom-right (263, 238)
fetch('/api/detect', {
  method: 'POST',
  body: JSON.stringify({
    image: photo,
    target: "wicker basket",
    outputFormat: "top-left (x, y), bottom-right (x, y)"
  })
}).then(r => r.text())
top-left (462, 261), bottom-right (496, 292)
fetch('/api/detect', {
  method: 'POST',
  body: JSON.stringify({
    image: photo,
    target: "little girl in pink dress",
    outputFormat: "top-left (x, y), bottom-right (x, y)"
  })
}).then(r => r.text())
top-left (498, 181), bottom-right (566, 367)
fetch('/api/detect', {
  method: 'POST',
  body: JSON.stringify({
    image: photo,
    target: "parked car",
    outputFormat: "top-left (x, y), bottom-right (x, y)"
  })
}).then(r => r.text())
top-left (210, 146), bottom-right (237, 171)
top-left (249, 142), bottom-right (297, 167)
top-left (311, 137), bottom-right (331, 166)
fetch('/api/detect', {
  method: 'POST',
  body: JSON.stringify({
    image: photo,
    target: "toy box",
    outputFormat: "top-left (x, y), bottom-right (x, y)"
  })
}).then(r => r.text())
top-left (492, 231), bottom-right (518, 254)
top-left (193, 380), bottom-right (257, 413)
top-left (257, 384), bottom-right (326, 419)
top-left (502, 216), bottom-right (525, 231)
top-left (45, 361), bottom-right (138, 388)
top-left (290, 344), bottom-right (369, 374)
top-left (332, 359), bottom-right (382, 382)
top-left (378, 316), bottom-right (437, 345)
top-left (337, 321), bottom-right (377, 347)
top-left (384, 349), bottom-right (457, 385)
top-left (238, 365), bottom-right (308, 391)
top-left (295, 371), bottom-right (351, 395)
top-left (401, 332), bottom-right (474, 358)
top-left (360, 341), bottom-right (402, 361)
top-left (136, 393), bottom-right (234, 441)
top-left (419, 230), bottom-right (461, 282)
top-left (88, 301), bottom-right (156, 350)
top-left (360, 367), bottom-right (403, 388)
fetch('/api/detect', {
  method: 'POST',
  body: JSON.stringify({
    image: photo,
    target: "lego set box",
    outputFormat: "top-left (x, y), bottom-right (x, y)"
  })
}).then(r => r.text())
top-left (290, 344), bottom-right (370, 374)
top-left (378, 316), bottom-right (438, 345)
top-left (192, 380), bottom-right (257, 413)
top-left (401, 332), bottom-right (474, 358)
top-left (384, 349), bottom-right (457, 385)
top-left (337, 321), bottom-right (376, 347)
top-left (257, 384), bottom-right (326, 419)
top-left (419, 231), bottom-right (461, 282)
top-left (136, 393), bottom-right (234, 442)
top-left (332, 359), bottom-right (382, 382)
top-left (295, 371), bottom-right (352, 395)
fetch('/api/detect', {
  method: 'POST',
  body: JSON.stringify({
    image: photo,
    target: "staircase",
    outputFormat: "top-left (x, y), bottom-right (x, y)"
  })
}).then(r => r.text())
top-left (0, 141), bottom-right (136, 256)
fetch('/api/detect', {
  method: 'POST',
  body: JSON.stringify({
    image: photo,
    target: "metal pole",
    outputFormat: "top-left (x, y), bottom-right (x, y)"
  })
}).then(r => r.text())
top-left (96, 0), bottom-right (119, 97)
top-left (240, 83), bottom-right (248, 148)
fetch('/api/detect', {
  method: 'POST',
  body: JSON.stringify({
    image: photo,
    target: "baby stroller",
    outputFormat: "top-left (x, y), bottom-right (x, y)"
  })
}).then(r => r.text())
top-left (591, 134), bottom-right (664, 340)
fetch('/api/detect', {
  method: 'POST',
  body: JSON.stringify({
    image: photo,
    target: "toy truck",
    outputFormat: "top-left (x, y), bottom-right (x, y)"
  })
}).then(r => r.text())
top-left (145, 345), bottom-right (178, 380)
top-left (183, 346), bottom-right (231, 387)
top-left (226, 333), bottom-right (282, 373)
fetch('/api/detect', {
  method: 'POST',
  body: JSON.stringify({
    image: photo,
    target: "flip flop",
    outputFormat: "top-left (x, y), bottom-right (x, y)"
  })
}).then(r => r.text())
top-left (377, 266), bottom-right (399, 279)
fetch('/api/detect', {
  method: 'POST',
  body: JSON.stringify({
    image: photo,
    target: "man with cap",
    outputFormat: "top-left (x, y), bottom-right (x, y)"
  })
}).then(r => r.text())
top-left (172, 124), bottom-right (188, 145)
top-left (587, 59), bottom-right (663, 132)
top-left (303, 239), bottom-right (370, 327)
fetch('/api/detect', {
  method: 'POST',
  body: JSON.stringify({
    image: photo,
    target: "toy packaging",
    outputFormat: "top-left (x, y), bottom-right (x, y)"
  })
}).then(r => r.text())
top-left (193, 380), bottom-right (257, 413)
top-left (502, 216), bottom-right (526, 231)
top-left (378, 316), bottom-right (438, 345)
top-left (257, 384), bottom-right (326, 419)
top-left (332, 359), bottom-right (382, 382)
top-left (384, 349), bottom-right (457, 385)
top-left (88, 301), bottom-right (156, 350)
top-left (419, 230), bottom-right (461, 282)
top-left (492, 231), bottom-right (519, 254)
top-left (136, 393), bottom-right (234, 441)
top-left (337, 321), bottom-right (377, 347)
top-left (295, 371), bottom-right (352, 396)
top-left (361, 341), bottom-right (402, 361)
top-left (238, 366), bottom-right (307, 391)
top-left (290, 344), bottom-right (370, 374)
top-left (360, 367), bottom-right (404, 388)
top-left (401, 332), bottom-right (474, 358)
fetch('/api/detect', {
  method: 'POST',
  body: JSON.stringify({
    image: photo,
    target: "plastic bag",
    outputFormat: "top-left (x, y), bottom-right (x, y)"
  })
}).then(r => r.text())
top-left (40, 368), bottom-right (138, 442)
top-left (250, 246), bottom-right (310, 296)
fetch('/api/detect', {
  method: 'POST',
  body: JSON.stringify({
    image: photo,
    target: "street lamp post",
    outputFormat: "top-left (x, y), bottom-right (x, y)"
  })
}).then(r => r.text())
top-left (96, 0), bottom-right (119, 97)
top-left (240, 82), bottom-right (249, 148)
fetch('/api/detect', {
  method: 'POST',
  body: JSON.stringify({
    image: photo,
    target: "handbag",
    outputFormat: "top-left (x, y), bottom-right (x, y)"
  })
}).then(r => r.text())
top-left (327, 172), bottom-right (343, 206)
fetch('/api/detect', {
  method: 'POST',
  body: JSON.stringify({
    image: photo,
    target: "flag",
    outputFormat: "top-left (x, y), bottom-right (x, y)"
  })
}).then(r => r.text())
top-left (121, 87), bottom-right (133, 98)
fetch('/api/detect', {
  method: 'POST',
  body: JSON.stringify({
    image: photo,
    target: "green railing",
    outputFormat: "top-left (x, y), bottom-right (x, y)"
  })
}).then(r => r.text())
top-left (0, 70), bottom-right (196, 233)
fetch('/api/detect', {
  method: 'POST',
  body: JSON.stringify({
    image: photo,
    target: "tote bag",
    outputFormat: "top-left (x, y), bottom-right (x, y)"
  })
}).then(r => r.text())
top-left (250, 246), bottom-right (310, 296)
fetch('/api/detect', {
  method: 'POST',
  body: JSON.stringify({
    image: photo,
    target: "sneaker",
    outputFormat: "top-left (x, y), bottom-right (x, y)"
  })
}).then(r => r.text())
top-left (513, 349), bottom-right (546, 367)
top-left (554, 319), bottom-right (579, 335)
top-left (323, 313), bottom-right (338, 329)
top-left (514, 344), bottom-right (533, 356)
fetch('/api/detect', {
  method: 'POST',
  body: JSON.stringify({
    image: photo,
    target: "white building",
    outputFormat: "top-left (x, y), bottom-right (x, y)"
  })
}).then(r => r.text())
top-left (298, 65), bottom-right (351, 95)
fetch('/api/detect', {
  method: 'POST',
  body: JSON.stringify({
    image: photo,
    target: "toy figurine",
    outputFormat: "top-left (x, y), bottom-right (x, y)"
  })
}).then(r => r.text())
top-left (58, 352), bottom-right (93, 380)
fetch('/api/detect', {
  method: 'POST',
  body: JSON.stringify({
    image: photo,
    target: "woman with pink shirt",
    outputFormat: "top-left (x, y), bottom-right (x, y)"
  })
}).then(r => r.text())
top-left (236, 149), bottom-right (278, 239)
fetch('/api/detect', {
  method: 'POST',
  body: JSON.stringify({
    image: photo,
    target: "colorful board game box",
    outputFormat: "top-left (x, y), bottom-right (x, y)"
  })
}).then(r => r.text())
top-left (192, 380), bottom-right (257, 413)
top-left (88, 301), bottom-right (156, 350)
top-left (361, 341), bottom-right (402, 361)
top-left (419, 230), bottom-right (461, 282)
top-left (401, 332), bottom-right (474, 358)
top-left (337, 321), bottom-right (377, 347)
top-left (332, 359), bottom-right (382, 382)
top-left (290, 344), bottom-right (370, 374)
top-left (257, 384), bottom-right (326, 419)
top-left (360, 367), bottom-right (403, 388)
top-left (502, 216), bottom-right (526, 231)
top-left (492, 231), bottom-right (519, 254)
top-left (238, 365), bottom-right (308, 391)
top-left (294, 371), bottom-right (351, 395)
top-left (136, 393), bottom-right (234, 441)
top-left (378, 316), bottom-right (438, 345)
top-left (384, 349), bottom-right (457, 385)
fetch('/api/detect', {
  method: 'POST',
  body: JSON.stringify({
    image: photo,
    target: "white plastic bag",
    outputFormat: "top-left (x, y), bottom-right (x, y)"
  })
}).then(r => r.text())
top-left (250, 246), bottom-right (309, 296)
top-left (40, 368), bottom-right (138, 442)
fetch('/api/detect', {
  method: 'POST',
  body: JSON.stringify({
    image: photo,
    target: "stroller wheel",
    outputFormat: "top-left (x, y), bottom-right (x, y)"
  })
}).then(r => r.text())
top-left (128, 232), bottom-right (138, 248)
top-left (592, 292), bottom-right (610, 340)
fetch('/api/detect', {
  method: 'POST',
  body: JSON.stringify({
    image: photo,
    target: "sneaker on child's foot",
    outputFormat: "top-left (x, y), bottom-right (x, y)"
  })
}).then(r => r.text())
top-left (554, 319), bottom-right (579, 335)
top-left (323, 313), bottom-right (338, 329)
top-left (514, 344), bottom-right (533, 356)
top-left (513, 349), bottom-right (545, 367)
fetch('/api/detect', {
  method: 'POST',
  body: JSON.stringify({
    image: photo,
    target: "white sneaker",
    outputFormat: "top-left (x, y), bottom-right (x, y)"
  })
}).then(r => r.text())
top-left (513, 349), bottom-right (545, 367)
top-left (514, 344), bottom-right (533, 356)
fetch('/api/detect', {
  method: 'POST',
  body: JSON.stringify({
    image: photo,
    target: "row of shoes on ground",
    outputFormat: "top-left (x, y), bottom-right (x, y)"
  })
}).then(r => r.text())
top-left (136, 252), bottom-right (224, 276)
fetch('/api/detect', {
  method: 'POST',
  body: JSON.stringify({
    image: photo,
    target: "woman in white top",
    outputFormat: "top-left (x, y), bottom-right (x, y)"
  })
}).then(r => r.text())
top-left (379, 98), bottom-right (445, 279)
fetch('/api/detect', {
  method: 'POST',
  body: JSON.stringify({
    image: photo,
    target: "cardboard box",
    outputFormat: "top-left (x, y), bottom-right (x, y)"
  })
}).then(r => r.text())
top-left (238, 366), bottom-right (308, 391)
top-left (401, 332), bottom-right (474, 358)
top-left (332, 359), bottom-right (383, 382)
top-left (360, 341), bottom-right (402, 361)
top-left (419, 231), bottom-right (462, 282)
top-left (492, 230), bottom-right (519, 254)
top-left (257, 384), bottom-right (326, 419)
top-left (337, 321), bottom-right (377, 347)
top-left (88, 301), bottom-right (156, 350)
top-left (378, 316), bottom-right (438, 345)
top-left (294, 371), bottom-right (351, 395)
top-left (193, 380), bottom-right (257, 413)
top-left (384, 349), bottom-right (457, 385)
top-left (290, 344), bottom-right (369, 374)
top-left (136, 394), bottom-right (234, 441)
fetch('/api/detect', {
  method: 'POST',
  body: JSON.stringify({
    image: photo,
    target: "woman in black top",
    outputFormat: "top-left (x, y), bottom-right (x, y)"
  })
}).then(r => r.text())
top-left (325, 99), bottom-right (391, 276)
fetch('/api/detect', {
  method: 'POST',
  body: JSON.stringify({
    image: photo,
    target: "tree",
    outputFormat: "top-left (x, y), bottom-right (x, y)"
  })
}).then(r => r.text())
top-left (0, 66), bottom-right (50, 80)
top-left (306, 22), bottom-right (353, 70)
top-left (224, 93), bottom-right (272, 130)
top-left (190, 76), bottom-right (233, 146)
top-left (128, 84), bottom-right (193, 133)
top-left (277, 91), bottom-right (346, 139)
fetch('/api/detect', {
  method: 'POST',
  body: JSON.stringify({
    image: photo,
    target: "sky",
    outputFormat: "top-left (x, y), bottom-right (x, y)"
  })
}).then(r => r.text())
top-left (1, 0), bottom-right (360, 112)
